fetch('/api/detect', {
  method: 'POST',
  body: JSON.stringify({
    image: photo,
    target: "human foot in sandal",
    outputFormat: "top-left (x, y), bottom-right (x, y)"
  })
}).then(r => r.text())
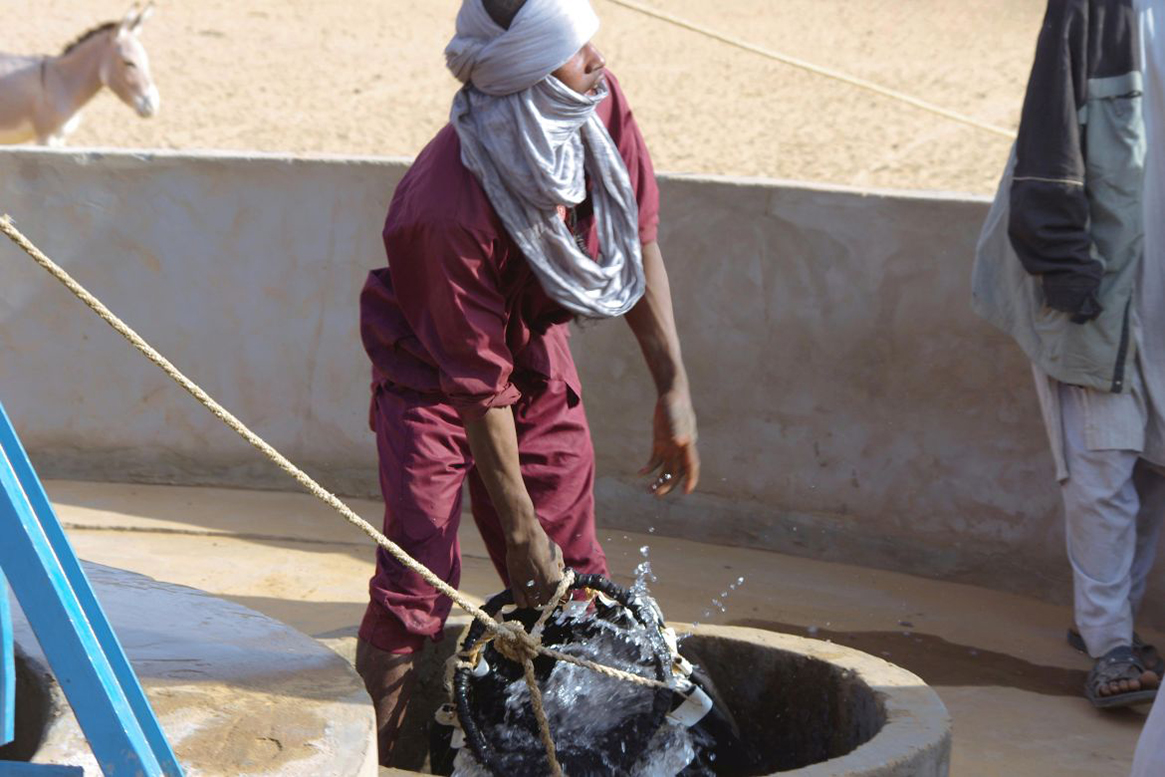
top-left (1085, 645), bottom-right (1160, 709)
top-left (1067, 628), bottom-right (1165, 675)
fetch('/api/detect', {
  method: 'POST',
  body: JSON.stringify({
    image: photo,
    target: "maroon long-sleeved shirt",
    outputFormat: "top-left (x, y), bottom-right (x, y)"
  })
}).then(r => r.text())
top-left (360, 70), bottom-right (660, 420)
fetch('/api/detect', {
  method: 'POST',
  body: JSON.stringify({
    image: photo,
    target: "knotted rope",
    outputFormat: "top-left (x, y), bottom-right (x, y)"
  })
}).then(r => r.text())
top-left (0, 215), bottom-right (673, 777)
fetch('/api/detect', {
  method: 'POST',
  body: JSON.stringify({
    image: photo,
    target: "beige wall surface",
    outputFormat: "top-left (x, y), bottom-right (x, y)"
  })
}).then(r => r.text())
top-left (0, 148), bottom-right (1114, 617)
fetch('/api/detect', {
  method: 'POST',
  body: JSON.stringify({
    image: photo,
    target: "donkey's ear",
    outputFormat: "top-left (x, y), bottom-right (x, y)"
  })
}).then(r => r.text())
top-left (120, 3), bottom-right (141, 30)
top-left (131, 1), bottom-right (155, 31)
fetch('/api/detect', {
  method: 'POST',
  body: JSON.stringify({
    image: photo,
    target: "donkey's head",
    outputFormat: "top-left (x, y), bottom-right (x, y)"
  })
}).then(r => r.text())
top-left (99, 3), bottom-right (160, 118)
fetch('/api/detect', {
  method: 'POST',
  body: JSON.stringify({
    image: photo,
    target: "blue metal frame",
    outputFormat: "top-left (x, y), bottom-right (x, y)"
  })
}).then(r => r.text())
top-left (0, 764), bottom-right (84, 773)
top-left (0, 401), bottom-right (182, 776)
top-left (1, 571), bottom-right (13, 748)
top-left (0, 765), bottom-right (83, 776)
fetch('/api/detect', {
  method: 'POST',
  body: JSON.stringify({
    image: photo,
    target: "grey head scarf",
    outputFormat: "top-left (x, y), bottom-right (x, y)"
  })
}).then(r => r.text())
top-left (445, 0), bottom-right (646, 318)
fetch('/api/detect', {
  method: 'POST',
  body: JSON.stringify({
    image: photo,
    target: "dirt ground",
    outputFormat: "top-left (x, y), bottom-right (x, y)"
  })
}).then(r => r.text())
top-left (8, 0), bottom-right (1046, 194)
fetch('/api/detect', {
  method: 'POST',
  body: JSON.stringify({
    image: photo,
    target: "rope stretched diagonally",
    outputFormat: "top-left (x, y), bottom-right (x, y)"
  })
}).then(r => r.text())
top-left (602, 0), bottom-right (1017, 140)
top-left (0, 215), bottom-right (674, 777)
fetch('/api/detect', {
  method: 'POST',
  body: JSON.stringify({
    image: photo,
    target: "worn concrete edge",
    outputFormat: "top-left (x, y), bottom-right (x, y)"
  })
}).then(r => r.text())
top-left (0, 145), bottom-right (992, 202)
top-left (9, 562), bottom-right (379, 777)
top-left (377, 622), bottom-right (950, 777)
top-left (689, 624), bottom-right (951, 777)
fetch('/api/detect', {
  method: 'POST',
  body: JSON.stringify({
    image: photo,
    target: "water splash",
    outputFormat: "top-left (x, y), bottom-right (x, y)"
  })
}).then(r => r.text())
top-left (452, 589), bottom-right (703, 776)
top-left (699, 575), bottom-right (746, 621)
top-left (631, 544), bottom-right (658, 599)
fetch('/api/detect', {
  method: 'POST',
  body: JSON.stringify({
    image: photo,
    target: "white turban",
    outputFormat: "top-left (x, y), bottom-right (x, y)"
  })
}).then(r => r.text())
top-left (445, 0), bottom-right (601, 96)
top-left (444, 0), bottom-right (646, 318)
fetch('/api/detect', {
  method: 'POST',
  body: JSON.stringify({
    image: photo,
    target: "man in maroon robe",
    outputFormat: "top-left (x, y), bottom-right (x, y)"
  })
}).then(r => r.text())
top-left (355, 0), bottom-right (699, 763)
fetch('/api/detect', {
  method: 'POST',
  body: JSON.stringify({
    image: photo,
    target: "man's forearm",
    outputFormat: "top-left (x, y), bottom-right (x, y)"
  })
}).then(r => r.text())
top-left (463, 406), bottom-right (539, 543)
top-left (626, 240), bottom-right (688, 393)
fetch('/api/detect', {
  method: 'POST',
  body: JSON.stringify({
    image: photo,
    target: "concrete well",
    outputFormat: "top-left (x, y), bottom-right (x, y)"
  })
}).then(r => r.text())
top-left (6, 562), bottom-right (378, 776)
top-left (0, 647), bottom-right (54, 764)
top-left (385, 622), bottom-right (950, 777)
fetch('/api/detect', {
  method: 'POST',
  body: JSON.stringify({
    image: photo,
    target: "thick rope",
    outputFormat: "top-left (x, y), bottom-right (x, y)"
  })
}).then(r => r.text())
top-left (0, 215), bottom-right (673, 777)
top-left (447, 572), bottom-right (576, 691)
top-left (601, 0), bottom-right (1016, 140)
top-left (0, 215), bottom-right (497, 632)
top-left (524, 657), bottom-right (563, 777)
top-left (534, 571), bottom-right (575, 634)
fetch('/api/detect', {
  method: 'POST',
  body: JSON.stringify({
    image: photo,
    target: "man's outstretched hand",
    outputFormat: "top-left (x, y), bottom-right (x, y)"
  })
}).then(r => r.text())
top-left (506, 525), bottom-right (565, 609)
top-left (640, 388), bottom-right (700, 497)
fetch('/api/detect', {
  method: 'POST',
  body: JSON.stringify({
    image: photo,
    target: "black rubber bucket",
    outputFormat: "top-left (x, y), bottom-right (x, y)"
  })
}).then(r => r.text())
top-left (431, 573), bottom-right (748, 777)
top-left (451, 573), bottom-right (674, 776)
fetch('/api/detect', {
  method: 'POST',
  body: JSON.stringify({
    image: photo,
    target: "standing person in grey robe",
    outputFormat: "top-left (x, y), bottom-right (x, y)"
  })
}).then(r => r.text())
top-left (1129, 0), bottom-right (1165, 768)
top-left (972, 0), bottom-right (1165, 709)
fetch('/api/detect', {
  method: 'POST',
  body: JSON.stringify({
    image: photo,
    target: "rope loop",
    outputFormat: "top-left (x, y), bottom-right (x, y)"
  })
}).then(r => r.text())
top-left (492, 620), bottom-right (542, 666)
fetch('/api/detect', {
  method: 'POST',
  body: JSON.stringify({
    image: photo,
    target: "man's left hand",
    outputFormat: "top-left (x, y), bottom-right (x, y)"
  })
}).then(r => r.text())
top-left (640, 388), bottom-right (699, 497)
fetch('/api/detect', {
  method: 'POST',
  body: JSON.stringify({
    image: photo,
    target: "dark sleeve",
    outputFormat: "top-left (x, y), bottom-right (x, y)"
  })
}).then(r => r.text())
top-left (599, 69), bottom-right (661, 245)
top-left (384, 220), bottom-right (521, 420)
top-left (1008, 0), bottom-right (1102, 321)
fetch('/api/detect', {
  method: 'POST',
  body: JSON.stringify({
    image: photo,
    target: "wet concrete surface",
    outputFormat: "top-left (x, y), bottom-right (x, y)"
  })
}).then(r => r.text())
top-left (8, 561), bottom-right (377, 776)
top-left (41, 479), bottom-right (1160, 776)
top-left (732, 620), bottom-right (1088, 698)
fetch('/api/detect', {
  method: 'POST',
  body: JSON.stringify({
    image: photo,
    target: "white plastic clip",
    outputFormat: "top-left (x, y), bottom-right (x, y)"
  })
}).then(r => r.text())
top-left (434, 703), bottom-right (466, 750)
top-left (666, 684), bottom-right (713, 728)
top-left (435, 703), bottom-right (458, 726)
top-left (595, 591), bottom-right (618, 609)
top-left (661, 627), bottom-right (695, 679)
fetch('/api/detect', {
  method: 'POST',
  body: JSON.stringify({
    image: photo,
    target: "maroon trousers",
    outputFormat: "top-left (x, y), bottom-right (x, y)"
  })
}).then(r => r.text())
top-left (358, 379), bottom-right (609, 653)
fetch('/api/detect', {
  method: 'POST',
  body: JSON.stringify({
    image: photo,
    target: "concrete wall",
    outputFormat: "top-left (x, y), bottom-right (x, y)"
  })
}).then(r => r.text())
top-left (0, 148), bottom-right (1111, 616)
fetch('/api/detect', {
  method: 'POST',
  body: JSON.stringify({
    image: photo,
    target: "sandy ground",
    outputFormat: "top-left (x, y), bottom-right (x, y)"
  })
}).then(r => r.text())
top-left (45, 480), bottom-right (1159, 777)
top-left (7, 0), bottom-right (1046, 194)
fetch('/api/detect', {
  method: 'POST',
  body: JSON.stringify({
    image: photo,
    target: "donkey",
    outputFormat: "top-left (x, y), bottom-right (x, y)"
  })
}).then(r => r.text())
top-left (0, 3), bottom-right (160, 146)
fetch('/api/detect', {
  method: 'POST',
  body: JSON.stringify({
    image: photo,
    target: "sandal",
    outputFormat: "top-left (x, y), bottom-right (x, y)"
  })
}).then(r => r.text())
top-left (1067, 628), bottom-right (1165, 675)
top-left (1084, 645), bottom-right (1159, 709)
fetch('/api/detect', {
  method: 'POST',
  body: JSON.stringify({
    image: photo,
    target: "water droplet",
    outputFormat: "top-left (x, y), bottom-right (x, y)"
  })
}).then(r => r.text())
top-left (525, 580), bottom-right (535, 588)
top-left (648, 527), bottom-right (656, 534)
top-left (639, 545), bottom-right (650, 557)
